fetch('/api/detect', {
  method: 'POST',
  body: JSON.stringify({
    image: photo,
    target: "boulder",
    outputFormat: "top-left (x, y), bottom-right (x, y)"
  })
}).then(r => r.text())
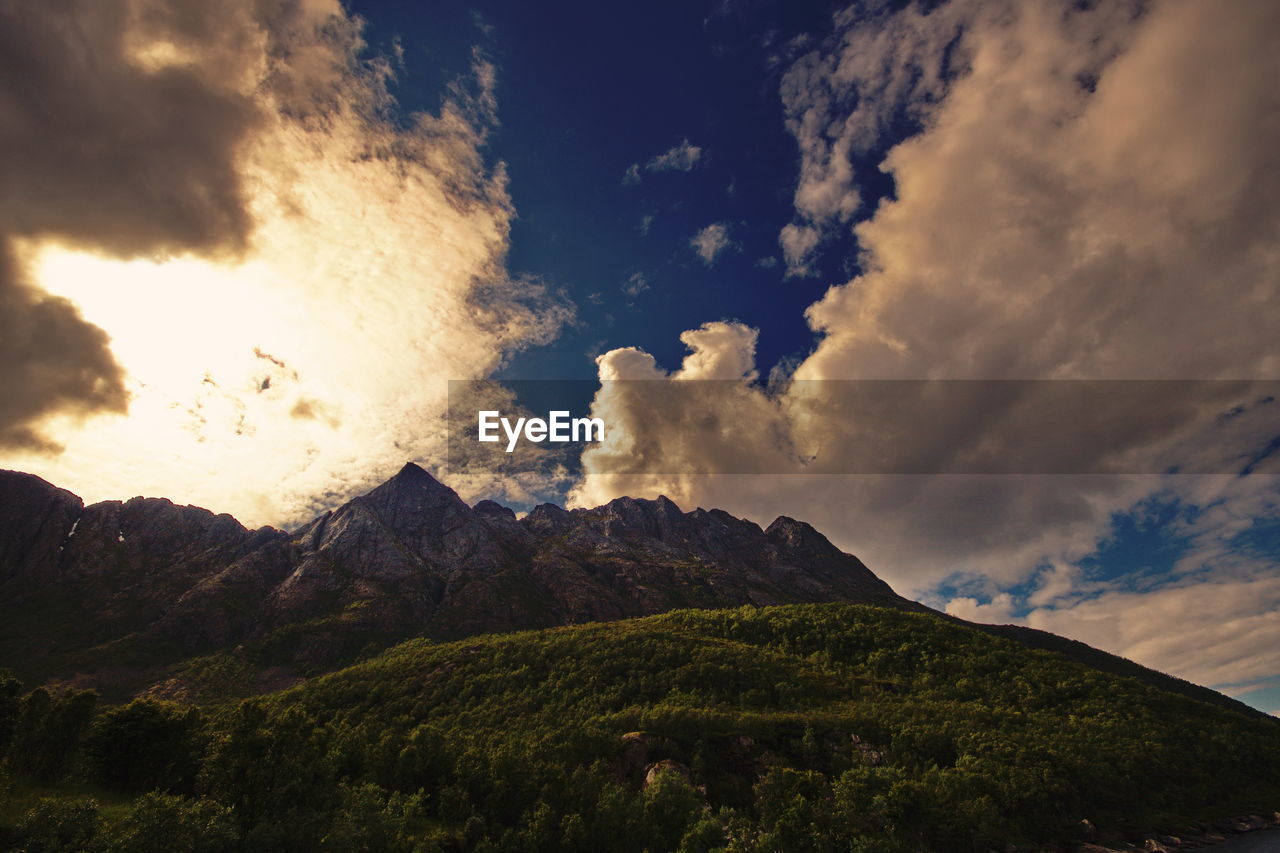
top-left (643, 759), bottom-right (692, 788)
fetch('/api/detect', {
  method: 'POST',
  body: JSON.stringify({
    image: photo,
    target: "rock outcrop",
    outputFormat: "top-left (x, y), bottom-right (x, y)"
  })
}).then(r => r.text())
top-left (0, 464), bottom-right (921, 690)
top-left (0, 470), bottom-right (82, 587)
top-left (0, 464), bottom-right (1262, 718)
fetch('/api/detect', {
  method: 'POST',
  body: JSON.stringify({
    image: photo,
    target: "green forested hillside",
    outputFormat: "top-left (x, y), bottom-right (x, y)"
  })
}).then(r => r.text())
top-left (2, 603), bottom-right (1278, 852)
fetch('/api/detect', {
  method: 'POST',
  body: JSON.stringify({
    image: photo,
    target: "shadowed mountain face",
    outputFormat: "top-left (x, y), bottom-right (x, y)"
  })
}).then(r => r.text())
top-left (0, 464), bottom-right (1256, 716)
top-left (0, 464), bottom-right (913, 696)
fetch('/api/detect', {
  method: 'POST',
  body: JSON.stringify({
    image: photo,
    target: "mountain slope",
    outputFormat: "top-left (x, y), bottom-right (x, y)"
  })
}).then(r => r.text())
top-left (0, 464), bottom-right (1259, 720)
top-left (0, 464), bottom-right (915, 698)
top-left (8, 603), bottom-right (1268, 852)
top-left (273, 604), bottom-right (1276, 849)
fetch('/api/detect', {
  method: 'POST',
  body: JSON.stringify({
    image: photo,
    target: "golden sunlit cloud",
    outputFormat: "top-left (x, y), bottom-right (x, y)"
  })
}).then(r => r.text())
top-left (0, 0), bottom-right (571, 527)
top-left (27, 250), bottom-right (287, 402)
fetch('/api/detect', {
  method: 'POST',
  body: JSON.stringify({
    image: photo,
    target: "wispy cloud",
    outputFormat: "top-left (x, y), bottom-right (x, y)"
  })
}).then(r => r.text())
top-left (778, 223), bottom-right (819, 277)
top-left (691, 223), bottom-right (732, 265)
top-left (621, 271), bottom-right (650, 297)
top-left (774, 1), bottom-right (972, 275)
top-left (949, 480), bottom-right (1280, 698)
top-left (649, 139), bottom-right (703, 172)
top-left (622, 139), bottom-right (704, 185)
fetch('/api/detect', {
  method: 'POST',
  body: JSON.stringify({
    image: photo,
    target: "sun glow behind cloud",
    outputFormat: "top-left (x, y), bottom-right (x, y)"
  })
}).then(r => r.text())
top-left (17, 246), bottom-right (338, 519)
top-left (28, 249), bottom-right (290, 402)
top-left (12, 229), bottom-right (445, 525)
top-left (11, 135), bottom-right (567, 526)
top-left (0, 0), bottom-right (571, 527)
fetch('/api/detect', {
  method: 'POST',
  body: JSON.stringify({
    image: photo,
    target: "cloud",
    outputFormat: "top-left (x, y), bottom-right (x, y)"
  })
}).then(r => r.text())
top-left (948, 476), bottom-right (1280, 693)
top-left (0, 0), bottom-right (260, 256)
top-left (575, 323), bottom-right (777, 483)
top-left (798, 0), bottom-right (1280, 382)
top-left (648, 139), bottom-right (703, 172)
top-left (691, 223), bottom-right (732, 265)
top-left (0, 0), bottom-right (269, 447)
top-left (945, 594), bottom-right (1017, 625)
top-left (774, 0), bottom-right (974, 275)
top-left (574, 0), bottom-right (1280, 694)
top-left (2, 0), bottom-right (571, 525)
top-left (594, 322), bottom-right (758, 384)
top-left (778, 223), bottom-right (820, 277)
top-left (621, 272), bottom-right (649, 297)
top-left (1021, 573), bottom-right (1280, 693)
top-left (623, 139), bottom-right (704, 185)
top-left (0, 244), bottom-right (127, 451)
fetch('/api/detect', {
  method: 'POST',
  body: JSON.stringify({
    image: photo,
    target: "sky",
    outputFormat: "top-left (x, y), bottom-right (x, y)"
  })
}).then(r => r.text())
top-left (1, 0), bottom-right (1278, 712)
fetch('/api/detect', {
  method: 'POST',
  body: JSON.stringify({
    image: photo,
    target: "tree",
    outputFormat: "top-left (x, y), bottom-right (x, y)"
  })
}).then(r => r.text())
top-left (10, 688), bottom-right (97, 783)
top-left (83, 699), bottom-right (204, 794)
top-left (640, 768), bottom-right (702, 853)
top-left (753, 767), bottom-right (835, 852)
top-left (101, 792), bottom-right (237, 853)
top-left (0, 669), bottom-right (20, 756)
top-left (199, 701), bottom-right (339, 851)
top-left (318, 782), bottom-right (427, 853)
top-left (13, 798), bottom-right (100, 853)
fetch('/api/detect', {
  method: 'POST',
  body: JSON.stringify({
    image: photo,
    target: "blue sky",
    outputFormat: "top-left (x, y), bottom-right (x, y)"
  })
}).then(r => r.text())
top-left (350, 0), bottom-right (858, 380)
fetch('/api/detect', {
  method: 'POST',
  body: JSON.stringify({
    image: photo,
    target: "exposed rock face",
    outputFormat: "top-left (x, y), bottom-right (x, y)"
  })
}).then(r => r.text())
top-left (286, 464), bottom-right (918, 643)
top-left (0, 470), bottom-right (81, 587)
top-left (0, 464), bottom-right (918, 688)
top-left (0, 464), bottom-right (1261, 719)
top-left (0, 469), bottom-right (276, 601)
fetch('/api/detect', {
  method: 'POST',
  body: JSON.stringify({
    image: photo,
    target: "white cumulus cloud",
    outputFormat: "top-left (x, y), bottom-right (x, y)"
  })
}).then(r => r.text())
top-left (574, 0), bottom-right (1280, 699)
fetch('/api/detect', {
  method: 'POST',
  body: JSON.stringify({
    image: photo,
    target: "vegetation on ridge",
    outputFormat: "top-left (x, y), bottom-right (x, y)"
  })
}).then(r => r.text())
top-left (1, 603), bottom-right (1278, 851)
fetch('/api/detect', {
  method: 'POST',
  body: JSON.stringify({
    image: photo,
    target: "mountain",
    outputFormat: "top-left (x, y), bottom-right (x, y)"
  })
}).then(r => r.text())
top-left (0, 464), bottom-right (1257, 717)
top-left (0, 464), bottom-right (912, 698)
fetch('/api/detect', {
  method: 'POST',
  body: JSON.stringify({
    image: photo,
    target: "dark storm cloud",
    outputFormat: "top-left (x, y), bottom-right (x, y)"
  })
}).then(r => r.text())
top-left (0, 0), bottom-right (259, 254)
top-left (0, 0), bottom-right (262, 448)
top-left (0, 243), bottom-right (127, 450)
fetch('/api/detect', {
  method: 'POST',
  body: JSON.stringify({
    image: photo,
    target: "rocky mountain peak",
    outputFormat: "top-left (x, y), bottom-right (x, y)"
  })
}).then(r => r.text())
top-left (0, 464), bottom-right (921, 691)
top-left (300, 462), bottom-right (505, 581)
top-left (576, 494), bottom-right (691, 543)
top-left (522, 502), bottom-right (573, 535)
top-left (473, 499), bottom-right (516, 520)
top-left (393, 461), bottom-right (438, 484)
top-left (765, 516), bottom-right (842, 558)
top-left (363, 462), bottom-right (456, 508)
